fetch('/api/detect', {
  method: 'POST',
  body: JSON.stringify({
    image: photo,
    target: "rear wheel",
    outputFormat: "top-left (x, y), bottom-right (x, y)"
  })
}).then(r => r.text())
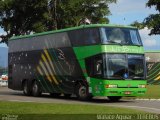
top-left (23, 81), bottom-right (31, 96)
top-left (32, 81), bottom-right (42, 97)
top-left (76, 82), bottom-right (92, 101)
top-left (107, 96), bottom-right (122, 102)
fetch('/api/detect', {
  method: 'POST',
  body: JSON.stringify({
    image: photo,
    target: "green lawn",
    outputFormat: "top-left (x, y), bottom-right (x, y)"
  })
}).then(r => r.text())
top-left (0, 101), bottom-right (146, 114)
top-left (0, 101), bottom-right (147, 120)
top-left (138, 85), bottom-right (160, 99)
top-left (123, 85), bottom-right (160, 99)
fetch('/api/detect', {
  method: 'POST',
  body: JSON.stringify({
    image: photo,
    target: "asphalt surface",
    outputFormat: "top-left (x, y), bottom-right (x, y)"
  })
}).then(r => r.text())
top-left (0, 87), bottom-right (160, 114)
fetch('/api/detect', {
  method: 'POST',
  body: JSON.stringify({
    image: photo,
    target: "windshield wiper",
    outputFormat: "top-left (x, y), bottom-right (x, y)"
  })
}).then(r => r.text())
top-left (107, 40), bottom-right (123, 46)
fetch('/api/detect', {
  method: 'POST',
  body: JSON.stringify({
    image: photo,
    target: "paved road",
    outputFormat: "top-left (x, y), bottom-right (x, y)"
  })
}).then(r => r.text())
top-left (0, 87), bottom-right (160, 114)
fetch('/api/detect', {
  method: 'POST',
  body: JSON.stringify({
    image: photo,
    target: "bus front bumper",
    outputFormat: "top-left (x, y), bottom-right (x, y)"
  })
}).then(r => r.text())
top-left (101, 88), bottom-right (147, 97)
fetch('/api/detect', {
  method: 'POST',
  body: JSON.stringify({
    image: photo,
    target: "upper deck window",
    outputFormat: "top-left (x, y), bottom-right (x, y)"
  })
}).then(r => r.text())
top-left (68, 28), bottom-right (100, 46)
top-left (100, 27), bottom-right (143, 46)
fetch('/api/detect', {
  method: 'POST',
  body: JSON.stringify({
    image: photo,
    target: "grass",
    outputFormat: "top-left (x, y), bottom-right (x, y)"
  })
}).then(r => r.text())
top-left (0, 101), bottom-right (147, 120)
top-left (0, 101), bottom-right (146, 114)
top-left (123, 85), bottom-right (160, 99)
top-left (138, 85), bottom-right (160, 99)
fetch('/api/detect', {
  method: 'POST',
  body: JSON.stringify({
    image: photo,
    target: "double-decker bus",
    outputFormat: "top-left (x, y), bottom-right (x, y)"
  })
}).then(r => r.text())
top-left (8, 24), bottom-right (147, 101)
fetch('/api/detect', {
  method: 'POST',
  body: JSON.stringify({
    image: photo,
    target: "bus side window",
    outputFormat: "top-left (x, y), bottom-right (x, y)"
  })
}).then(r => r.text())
top-left (85, 29), bottom-right (99, 44)
top-left (85, 55), bottom-right (103, 77)
top-left (94, 59), bottom-right (102, 76)
top-left (130, 30), bottom-right (139, 45)
top-left (68, 28), bottom-right (100, 46)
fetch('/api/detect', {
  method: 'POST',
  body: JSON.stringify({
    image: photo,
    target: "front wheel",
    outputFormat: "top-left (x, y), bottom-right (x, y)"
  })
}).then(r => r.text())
top-left (76, 83), bottom-right (92, 101)
top-left (107, 96), bottom-right (122, 102)
top-left (32, 81), bottom-right (42, 97)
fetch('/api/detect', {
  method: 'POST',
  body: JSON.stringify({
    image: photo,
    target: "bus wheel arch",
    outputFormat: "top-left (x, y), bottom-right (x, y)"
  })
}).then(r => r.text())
top-left (75, 81), bottom-right (92, 100)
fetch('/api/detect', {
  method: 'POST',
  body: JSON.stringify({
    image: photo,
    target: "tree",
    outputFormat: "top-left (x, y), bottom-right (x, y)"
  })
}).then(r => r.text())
top-left (131, 0), bottom-right (160, 35)
top-left (47, 0), bottom-right (116, 29)
top-left (0, 0), bottom-right (50, 44)
top-left (143, 0), bottom-right (160, 35)
top-left (130, 21), bottom-right (144, 29)
top-left (0, 0), bottom-right (116, 44)
top-left (54, 0), bottom-right (114, 28)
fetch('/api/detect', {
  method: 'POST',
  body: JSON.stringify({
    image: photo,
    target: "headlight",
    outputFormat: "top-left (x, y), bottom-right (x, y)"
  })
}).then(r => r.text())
top-left (138, 85), bottom-right (146, 88)
top-left (106, 84), bottom-right (117, 88)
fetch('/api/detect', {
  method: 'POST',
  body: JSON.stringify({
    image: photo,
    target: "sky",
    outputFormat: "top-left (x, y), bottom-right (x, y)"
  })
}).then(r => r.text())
top-left (0, 0), bottom-right (160, 50)
top-left (108, 0), bottom-right (160, 50)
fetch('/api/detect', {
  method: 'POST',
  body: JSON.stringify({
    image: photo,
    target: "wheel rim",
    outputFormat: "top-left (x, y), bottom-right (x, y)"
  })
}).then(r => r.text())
top-left (79, 86), bottom-right (87, 97)
top-left (24, 83), bottom-right (28, 94)
top-left (33, 82), bottom-right (38, 93)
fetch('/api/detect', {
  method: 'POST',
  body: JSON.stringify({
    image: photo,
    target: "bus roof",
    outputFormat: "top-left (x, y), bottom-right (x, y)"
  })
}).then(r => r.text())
top-left (10, 24), bottom-right (137, 41)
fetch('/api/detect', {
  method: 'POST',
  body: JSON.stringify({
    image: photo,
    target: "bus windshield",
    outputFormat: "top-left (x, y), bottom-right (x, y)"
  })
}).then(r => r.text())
top-left (100, 27), bottom-right (142, 46)
top-left (85, 54), bottom-right (145, 80)
top-left (104, 54), bottom-right (145, 80)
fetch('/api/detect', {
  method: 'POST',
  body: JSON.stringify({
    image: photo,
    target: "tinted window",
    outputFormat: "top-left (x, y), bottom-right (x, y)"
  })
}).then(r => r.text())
top-left (100, 27), bottom-right (142, 46)
top-left (106, 54), bottom-right (127, 79)
top-left (128, 55), bottom-right (144, 79)
top-left (85, 55), bottom-right (103, 77)
top-left (68, 28), bottom-right (100, 46)
top-left (9, 32), bottom-right (71, 53)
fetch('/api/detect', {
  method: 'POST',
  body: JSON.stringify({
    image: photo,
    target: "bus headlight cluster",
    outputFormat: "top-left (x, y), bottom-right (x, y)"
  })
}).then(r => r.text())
top-left (138, 85), bottom-right (146, 88)
top-left (106, 84), bottom-right (117, 88)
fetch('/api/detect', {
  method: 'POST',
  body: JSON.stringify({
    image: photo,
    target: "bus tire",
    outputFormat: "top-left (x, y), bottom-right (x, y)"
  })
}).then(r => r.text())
top-left (23, 80), bottom-right (31, 96)
top-left (107, 96), bottom-right (122, 102)
top-left (76, 82), bottom-right (91, 101)
top-left (32, 80), bottom-right (42, 97)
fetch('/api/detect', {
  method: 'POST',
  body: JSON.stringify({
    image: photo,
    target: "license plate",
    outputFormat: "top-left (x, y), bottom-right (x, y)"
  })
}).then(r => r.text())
top-left (124, 91), bottom-right (131, 95)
